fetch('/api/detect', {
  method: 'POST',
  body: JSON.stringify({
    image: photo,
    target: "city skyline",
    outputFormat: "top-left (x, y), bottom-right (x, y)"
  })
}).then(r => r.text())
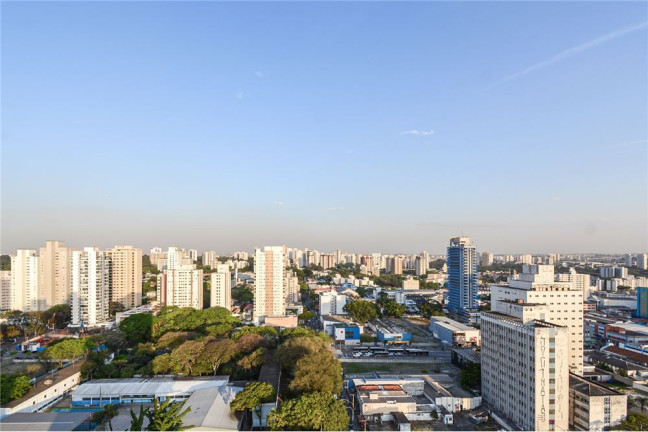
top-left (2, 2), bottom-right (647, 254)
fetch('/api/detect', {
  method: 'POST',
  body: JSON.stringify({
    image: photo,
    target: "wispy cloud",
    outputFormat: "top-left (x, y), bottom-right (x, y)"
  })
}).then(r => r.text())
top-left (402, 129), bottom-right (435, 136)
top-left (254, 71), bottom-right (264, 78)
top-left (327, 207), bottom-right (344, 211)
top-left (235, 91), bottom-right (245, 100)
top-left (272, 201), bottom-right (283, 206)
top-left (492, 21), bottom-right (648, 87)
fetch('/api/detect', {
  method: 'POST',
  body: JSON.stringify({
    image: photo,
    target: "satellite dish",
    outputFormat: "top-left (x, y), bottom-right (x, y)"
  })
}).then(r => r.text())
top-left (44, 379), bottom-right (53, 386)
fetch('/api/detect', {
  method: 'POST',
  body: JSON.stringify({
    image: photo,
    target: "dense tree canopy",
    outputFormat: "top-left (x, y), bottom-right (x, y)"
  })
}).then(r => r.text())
top-left (232, 326), bottom-right (278, 343)
top-left (152, 307), bottom-right (238, 340)
top-left (382, 300), bottom-right (407, 318)
top-left (611, 412), bottom-right (648, 430)
top-left (344, 300), bottom-right (379, 325)
top-left (0, 374), bottom-right (31, 404)
top-left (275, 336), bottom-right (328, 371)
top-left (120, 313), bottom-right (154, 344)
top-left (459, 363), bottom-right (481, 389)
top-left (289, 350), bottom-right (342, 396)
top-left (44, 338), bottom-right (94, 367)
top-left (267, 392), bottom-right (349, 431)
top-left (230, 382), bottom-right (276, 425)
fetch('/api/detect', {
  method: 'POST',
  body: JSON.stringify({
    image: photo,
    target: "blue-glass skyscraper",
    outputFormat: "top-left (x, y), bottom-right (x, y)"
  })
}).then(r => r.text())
top-left (637, 287), bottom-right (648, 318)
top-left (447, 236), bottom-right (478, 321)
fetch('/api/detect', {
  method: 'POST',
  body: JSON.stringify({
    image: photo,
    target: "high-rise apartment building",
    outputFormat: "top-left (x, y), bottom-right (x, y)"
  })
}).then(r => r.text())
top-left (480, 252), bottom-right (494, 267)
top-left (600, 266), bottom-right (628, 279)
top-left (447, 237), bottom-right (478, 321)
top-left (389, 256), bottom-right (403, 275)
top-left (38, 241), bottom-right (73, 310)
top-left (202, 251), bottom-right (218, 269)
top-left (11, 250), bottom-right (40, 312)
top-left (71, 248), bottom-right (111, 326)
top-left (481, 303), bottom-right (570, 431)
top-left (254, 246), bottom-right (286, 323)
top-left (637, 287), bottom-right (648, 318)
top-left (320, 254), bottom-right (335, 270)
top-left (188, 249), bottom-right (198, 262)
top-left (210, 264), bottom-right (231, 309)
top-left (1, 270), bottom-right (12, 310)
top-left (638, 254), bottom-right (648, 270)
top-left (415, 256), bottom-right (426, 276)
top-left (284, 269), bottom-right (300, 304)
top-left (107, 245), bottom-right (142, 310)
top-left (166, 247), bottom-right (192, 271)
top-left (157, 264), bottom-right (203, 309)
top-left (492, 264), bottom-right (583, 374)
top-left (556, 268), bottom-right (592, 300)
top-left (518, 254), bottom-right (533, 265)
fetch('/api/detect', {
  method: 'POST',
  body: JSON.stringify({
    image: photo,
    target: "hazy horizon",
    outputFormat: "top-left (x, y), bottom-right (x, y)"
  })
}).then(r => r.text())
top-left (2, 2), bottom-right (647, 255)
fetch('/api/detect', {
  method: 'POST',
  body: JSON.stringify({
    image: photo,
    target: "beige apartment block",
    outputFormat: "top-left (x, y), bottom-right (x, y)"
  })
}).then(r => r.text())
top-left (157, 264), bottom-right (203, 309)
top-left (491, 264), bottom-right (584, 374)
top-left (107, 245), bottom-right (142, 310)
top-left (210, 264), bottom-right (231, 309)
top-left (11, 250), bottom-right (40, 312)
top-left (254, 246), bottom-right (286, 323)
top-left (38, 240), bottom-right (73, 310)
top-left (1, 270), bottom-right (12, 310)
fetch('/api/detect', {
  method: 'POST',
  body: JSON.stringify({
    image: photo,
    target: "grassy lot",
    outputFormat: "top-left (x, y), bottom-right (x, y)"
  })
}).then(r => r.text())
top-left (343, 362), bottom-right (439, 375)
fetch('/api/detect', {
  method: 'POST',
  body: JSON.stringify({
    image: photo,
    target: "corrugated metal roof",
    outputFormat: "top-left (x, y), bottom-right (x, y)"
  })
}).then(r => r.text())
top-left (72, 377), bottom-right (229, 398)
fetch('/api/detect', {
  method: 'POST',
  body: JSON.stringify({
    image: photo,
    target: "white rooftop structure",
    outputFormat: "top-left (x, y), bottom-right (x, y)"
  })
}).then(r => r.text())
top-left (71, 377), bottom-right (229, 406)
top-left (183, 386), bottom-right (244, 431)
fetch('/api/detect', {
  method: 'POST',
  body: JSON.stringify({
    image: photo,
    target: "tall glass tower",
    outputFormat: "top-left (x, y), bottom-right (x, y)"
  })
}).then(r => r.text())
top-left (446, 236), bottom-right (478, 319)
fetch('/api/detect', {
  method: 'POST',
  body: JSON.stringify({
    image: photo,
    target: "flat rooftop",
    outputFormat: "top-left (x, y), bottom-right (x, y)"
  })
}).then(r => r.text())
top-left (372, 319), bottom-right (408, 334)
top-left (0, 412), bottom-right (91, 431)
top-left (72, 376), bottom-right (229, 398)
top-left (429, 316), bottom-right (476, 332)
top-left (569, 373), bottom-right (623, 397)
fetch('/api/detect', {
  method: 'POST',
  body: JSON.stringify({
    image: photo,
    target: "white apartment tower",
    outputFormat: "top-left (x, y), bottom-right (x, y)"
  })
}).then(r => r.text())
top-left (1, 271), bottom-right (12, 310)
top-left (210, 264), bottom-right (231, 309)
top-left (254, 246), bottom-right (286, 323)
top-left (202, 251), bottom-right (218, 269)
top-left (71, 248), bottom-right (111, 326)
top-left (491, 264), bottom-right (584, 374)
top-left (157, 264), bottom-right (203, 309)
top-left (319, 289), bottom-right (348, 316)
top-left (481, 303), bottom-right (570, 431)
top-left (11, 250), bottom-right (40, 312)
top-left (39, 240), bottom-right (73, 310)
top-left (166, 246), bottom-right (192, 271)
top-left (107, 245), bottom-right (142, 309)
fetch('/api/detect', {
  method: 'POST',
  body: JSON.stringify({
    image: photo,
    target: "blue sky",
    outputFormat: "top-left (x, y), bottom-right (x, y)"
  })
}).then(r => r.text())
top-left (2, 1), bottom-right (647, 254)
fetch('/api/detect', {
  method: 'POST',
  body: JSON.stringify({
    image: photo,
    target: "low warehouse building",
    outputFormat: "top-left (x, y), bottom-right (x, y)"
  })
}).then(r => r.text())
top-left (429, 317), bottom-right (481, 347)
top-left (71, 376), bottom-right (229, 406)
top-left (356, 384), bottom-right (417, 417)
top-left (368, 319), bottom-right (412, 344)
